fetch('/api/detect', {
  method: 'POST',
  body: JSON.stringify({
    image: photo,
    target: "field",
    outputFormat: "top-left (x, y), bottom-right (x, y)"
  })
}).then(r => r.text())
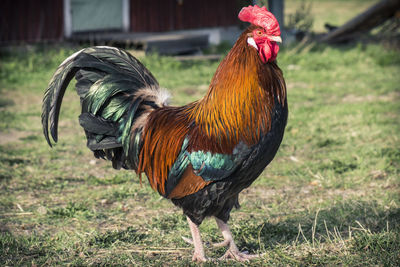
top-left (1, 2), bottom-right (399, 266)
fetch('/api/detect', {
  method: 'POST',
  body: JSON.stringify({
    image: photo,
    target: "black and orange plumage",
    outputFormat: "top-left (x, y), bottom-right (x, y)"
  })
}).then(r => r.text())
top-left (42, 5), bottom-right (287, 261)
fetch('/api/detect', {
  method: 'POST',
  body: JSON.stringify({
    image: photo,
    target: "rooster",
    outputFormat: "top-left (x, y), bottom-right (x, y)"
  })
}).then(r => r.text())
top-left (42, 5), bottom-right (287, 262)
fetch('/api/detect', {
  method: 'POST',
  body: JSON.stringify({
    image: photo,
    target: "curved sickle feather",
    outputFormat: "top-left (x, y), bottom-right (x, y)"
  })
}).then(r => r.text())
top-left (41, 46), bottom-right (158, 147)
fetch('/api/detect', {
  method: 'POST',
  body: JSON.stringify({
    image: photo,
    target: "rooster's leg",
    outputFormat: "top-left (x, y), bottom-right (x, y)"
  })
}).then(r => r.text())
top-left (214, 218), bottom-right (260, 261)
top-left (187, 216), bottom-right (207, 262)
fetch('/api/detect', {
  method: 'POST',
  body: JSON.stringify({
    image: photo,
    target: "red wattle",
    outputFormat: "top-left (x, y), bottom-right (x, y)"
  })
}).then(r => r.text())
top-left (260, 43), bottom-right (271, 63)
top-left (260, 41), bottom-right (279, 63)
top-left (270, 42), bottom-right (279, 61)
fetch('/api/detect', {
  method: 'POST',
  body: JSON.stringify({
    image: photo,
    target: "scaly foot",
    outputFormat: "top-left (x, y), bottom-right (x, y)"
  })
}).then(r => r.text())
top-left (214, 218), bottom-right (262, 262)
top-left (186, 217), bottom-right (211, 262)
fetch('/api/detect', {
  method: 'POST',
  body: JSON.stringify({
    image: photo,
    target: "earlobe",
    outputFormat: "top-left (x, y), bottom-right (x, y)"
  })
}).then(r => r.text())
top-left (247, 37), bottom-right (258, 50)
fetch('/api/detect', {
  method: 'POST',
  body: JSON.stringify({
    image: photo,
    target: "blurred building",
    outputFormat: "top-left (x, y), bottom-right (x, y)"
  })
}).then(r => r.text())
top-left (0, 0), bottom-right (249, 46)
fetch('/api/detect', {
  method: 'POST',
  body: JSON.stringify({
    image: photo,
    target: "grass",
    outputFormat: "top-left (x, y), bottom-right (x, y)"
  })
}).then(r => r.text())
top-left (1, 9), bottom-right (400, 267)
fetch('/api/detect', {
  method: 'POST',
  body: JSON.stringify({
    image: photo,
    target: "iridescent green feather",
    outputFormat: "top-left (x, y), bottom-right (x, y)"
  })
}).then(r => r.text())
top-left (101, 96), bottom-right (132, 121)
top-left (165, 139), bottom-right (251, 194)
top-left (82, 76), bottom-right (134, 115)
top-left (187, 141), bottom-right (251, 181)
top-left (188, 151), bottom-right (237, 181)
top-left (128, 128), bottom-right (143, 169)
top-left (120, 98), bottom-right (142, 155)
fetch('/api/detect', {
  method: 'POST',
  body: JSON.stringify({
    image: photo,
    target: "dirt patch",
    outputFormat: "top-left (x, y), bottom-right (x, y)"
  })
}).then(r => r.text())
top-left (0, 130), bottom-right (29, 145)
top-left (342, 91), bottom-right (400, 103)
top-left (286, 82), bottom-right (309, 90)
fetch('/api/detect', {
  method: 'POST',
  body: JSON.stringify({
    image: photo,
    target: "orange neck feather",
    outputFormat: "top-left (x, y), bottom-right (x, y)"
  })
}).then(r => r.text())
top-left (186, 27), bottom-right (286, 152)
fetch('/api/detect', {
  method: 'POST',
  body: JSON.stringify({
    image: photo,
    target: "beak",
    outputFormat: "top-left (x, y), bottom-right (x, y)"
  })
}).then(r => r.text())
top-left (269, 35), bottom-right (282, 43)
top-left (247, 33), bottom-right (253, 37)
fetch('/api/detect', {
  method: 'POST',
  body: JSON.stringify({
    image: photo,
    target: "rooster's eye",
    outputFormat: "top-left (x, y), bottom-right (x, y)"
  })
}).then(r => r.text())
top-left (256, 30), bottom-right (263, 36)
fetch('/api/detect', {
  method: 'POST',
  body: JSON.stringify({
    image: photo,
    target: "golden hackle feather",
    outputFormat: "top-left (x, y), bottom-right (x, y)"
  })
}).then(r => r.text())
top-left (186, 26), bottom-right (286, 154)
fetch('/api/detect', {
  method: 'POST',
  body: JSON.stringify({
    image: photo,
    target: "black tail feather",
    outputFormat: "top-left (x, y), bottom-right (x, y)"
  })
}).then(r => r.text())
top-left (42, 46), bottom-right (163, 170)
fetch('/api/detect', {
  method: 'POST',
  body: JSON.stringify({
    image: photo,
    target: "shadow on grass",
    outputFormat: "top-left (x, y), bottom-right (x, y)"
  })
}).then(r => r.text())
top-left (231, 199), bottom-right (400, 265)
top-left (0, 228), bottom-right (51, 265)
top-left (90, 227), bottom-right (148, 248)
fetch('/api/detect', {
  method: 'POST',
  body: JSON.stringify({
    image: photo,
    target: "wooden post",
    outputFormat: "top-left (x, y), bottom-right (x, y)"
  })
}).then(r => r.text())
top-left (63, 0), bottom-right (72, 38)
top-left (122, 0), bottom-right (130, 32)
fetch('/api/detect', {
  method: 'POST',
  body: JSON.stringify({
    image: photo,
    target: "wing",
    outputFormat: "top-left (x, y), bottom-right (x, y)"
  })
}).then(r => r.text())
top-left (164, 137), bottom-right (252, 199)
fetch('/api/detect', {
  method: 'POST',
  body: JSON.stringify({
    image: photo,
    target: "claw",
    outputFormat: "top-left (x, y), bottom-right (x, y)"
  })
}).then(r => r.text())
top-left (192, 253), bottom-right (208, 262)
top-left (214, 218), bottom-right (263, 262)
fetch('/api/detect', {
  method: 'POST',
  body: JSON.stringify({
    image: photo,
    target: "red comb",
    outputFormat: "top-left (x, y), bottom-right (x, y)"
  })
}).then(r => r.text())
top-left (238, 5), bottom-right (280, 36)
